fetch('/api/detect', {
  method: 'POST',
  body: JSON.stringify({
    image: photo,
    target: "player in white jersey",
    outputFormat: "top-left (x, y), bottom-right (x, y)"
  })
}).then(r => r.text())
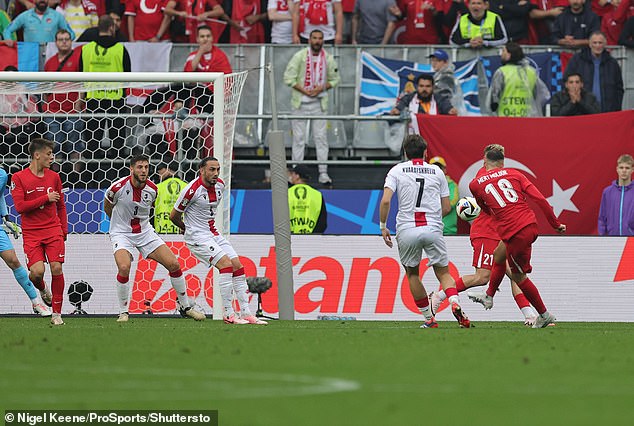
top-left (104, 154), bottom-right (205, 322)
top-left (170, 157), bottom-right (267, 325)
top-left (380, 135), bottom-right (470, 329)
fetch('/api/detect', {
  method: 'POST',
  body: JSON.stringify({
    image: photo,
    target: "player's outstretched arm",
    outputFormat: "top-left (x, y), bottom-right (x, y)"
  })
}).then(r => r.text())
top-left (379, 188), bottom-right (393, 248)
top-left (169, 209), bottom-right (186, 233)
top-left (103, 198), bottom-right (114, 219)
top-left (524, 182), bottom-right (562, 229)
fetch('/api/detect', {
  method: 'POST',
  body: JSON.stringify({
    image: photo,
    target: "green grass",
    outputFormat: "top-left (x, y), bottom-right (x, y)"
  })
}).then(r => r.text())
top-left (1, 318), bottom-right (633, 426)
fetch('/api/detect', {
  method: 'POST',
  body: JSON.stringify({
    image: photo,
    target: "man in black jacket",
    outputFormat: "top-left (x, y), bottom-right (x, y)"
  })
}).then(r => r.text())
top-left (550, 72), bottom-right (600, 116)
top-left (390, 74), bottom-right (456, 116)
top-left (564, 31), bottom-right (624, 112)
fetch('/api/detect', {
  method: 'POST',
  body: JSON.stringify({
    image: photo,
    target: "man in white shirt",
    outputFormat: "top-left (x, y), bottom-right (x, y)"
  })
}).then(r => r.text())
top-left (104, 154), bottom-right (206, 322)
top-left (379, 134), bottom-right (470, 329)
top-left (170, 157), bottom-right (267, 325)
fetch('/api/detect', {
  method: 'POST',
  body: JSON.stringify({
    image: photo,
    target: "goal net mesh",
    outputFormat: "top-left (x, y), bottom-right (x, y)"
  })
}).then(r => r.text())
top-left (0, 71), bottom-right (249, 316)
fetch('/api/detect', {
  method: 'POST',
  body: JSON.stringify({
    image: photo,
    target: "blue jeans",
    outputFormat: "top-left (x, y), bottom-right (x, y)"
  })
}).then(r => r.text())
top-left (44, 117), bottom-right (85, 156)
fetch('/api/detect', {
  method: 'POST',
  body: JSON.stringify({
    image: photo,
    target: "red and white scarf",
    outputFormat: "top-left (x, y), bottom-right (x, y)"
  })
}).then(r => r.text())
top-left (303, 47), bottom-right (327, 93)
top-left (299, 0), bottom-right (329, 33)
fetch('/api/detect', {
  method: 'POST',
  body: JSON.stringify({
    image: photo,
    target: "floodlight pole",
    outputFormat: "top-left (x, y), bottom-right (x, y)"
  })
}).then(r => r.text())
top-left (267, 63), bottom-right (295, 320)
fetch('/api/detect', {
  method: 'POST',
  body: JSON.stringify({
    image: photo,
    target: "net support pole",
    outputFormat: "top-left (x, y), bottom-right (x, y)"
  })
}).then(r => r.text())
top-left (267, 63), bottom-right (294, 320)
top-left (268, 131), bottom-right (294, 320)
top-left (213, 74), bottom-right (226, 321)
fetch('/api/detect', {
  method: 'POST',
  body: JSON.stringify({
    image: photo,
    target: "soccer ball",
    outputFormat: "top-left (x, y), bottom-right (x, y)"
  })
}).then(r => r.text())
top-left (456, 197), bottom-right (481, 221)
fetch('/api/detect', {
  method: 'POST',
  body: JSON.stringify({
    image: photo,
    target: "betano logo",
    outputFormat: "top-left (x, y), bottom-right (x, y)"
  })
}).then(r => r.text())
top-left (129, 243), bottom-right (461, 315)
top-left (129, 237), bottom-right (634, 315)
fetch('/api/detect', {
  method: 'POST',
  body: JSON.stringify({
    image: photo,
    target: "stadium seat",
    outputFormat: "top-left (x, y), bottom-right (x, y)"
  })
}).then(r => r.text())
top-left (352, 121), bottom-right (398, 158)
top-left (264, 120), bottom-right (293, 148)
top-left (233, 119), bottom-right (260, 148)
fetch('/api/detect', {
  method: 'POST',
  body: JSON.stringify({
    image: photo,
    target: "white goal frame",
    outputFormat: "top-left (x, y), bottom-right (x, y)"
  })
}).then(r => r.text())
top-left (0, 71), bottom-right (243, 320)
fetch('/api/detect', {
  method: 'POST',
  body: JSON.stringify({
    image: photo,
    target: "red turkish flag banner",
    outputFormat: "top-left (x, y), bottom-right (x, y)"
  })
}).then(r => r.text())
top-left (414, 111), bottom-right (634, 235)
top-left (230, 0), bottom-right (265, 43)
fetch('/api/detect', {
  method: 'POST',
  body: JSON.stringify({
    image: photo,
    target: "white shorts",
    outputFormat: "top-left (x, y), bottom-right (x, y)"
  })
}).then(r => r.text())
top-left (396, 227), bottom-right (449, 268)
top-left (110, 231), bottom-right (165, 259)
top-left (186, 235), bottom-right (237, 267)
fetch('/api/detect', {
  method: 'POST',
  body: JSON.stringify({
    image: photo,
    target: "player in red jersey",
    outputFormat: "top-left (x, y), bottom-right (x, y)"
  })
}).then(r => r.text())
top-left (430, 166), bottom-right (540, 326)
top-left (11, 138), bottom-right (68, 326)
top-left (468, 144), bottom-right (565, 328)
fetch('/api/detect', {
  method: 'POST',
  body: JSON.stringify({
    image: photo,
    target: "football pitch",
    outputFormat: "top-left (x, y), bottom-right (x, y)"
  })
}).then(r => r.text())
top-left (1, 318), bottom-right (633, 426)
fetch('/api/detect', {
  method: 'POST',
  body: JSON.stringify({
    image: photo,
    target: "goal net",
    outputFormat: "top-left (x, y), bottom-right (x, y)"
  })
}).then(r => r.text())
top-left (0, 71), bottom-right (248, 316)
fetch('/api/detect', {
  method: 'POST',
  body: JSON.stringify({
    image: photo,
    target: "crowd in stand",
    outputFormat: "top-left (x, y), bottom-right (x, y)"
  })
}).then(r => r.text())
top-left (0, 0), bottom-right (632, 46)
top-left (0, 0), bottom-right (629, 186)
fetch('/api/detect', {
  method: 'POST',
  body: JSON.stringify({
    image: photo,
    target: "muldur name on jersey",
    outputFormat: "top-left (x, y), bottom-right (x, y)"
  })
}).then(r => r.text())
top-left (476, 169), bottom-right (509, 184)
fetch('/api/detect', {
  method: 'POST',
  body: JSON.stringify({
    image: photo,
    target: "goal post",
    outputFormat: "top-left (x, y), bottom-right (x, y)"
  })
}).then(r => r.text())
top-left (0, 71), bottom-right (248, 319)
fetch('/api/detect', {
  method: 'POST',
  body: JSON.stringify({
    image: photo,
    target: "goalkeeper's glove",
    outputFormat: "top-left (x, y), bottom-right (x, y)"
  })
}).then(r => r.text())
top-left (2, 216), bottom-right (21, 239)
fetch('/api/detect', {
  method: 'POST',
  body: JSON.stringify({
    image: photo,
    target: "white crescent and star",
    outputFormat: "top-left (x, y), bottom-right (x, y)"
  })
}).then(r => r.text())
top-left (140, 0), bottom-right (158, 14)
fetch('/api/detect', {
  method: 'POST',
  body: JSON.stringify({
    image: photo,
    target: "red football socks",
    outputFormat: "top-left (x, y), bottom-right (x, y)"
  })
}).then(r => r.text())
top-left (51, 273), bottom-right (65, 314)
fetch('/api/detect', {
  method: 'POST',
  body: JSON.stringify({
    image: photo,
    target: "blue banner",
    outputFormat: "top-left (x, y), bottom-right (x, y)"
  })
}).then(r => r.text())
top-left (8, 189), bottom-right (397, 235)
top-left (360, 51), bottom-right (480, 116)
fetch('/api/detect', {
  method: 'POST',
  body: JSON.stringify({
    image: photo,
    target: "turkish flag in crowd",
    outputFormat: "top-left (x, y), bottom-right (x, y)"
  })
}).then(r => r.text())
top-left (230, 0), bottom-right (265, 43)
top-left (414, 111), bottom-right (634, 235)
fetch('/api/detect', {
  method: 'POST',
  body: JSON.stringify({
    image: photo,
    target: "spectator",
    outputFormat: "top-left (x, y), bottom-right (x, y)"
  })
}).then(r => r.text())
top-left (56, 0), bottom-right (99, 39)
top-left (351, 0), bottom-right (397, 45)
top-left (0, 66), bottom-right (40, 158)
top-left (182, 24), bottom-right (232, 159)
top-left (268, 0), bottom-right (293, 43)
top-left (439, 0), bottom-right (468, 43)
top-left (3, 0), bottom-right (75, 43)
top-left (163, 0), bottom-right (224, 43)
top-left (0, 8), bottom-right (15, 41)
top-left (549, 72), bottom-right (600, 116)
top-left (390, 0), bottom-right (440, 44)
top-left (287, 164), bottom-right (328, 233)
top-left (341, 0), bottom-right (355, 42)
top-left (77, 9), bottom-right (127, 41)
top-left (79, 14), bottom-right (131, 159)
top-left (291, 0), bottom-right (344, 45)
top-left (450, 0), bottom-right (508, 48)
top-left (429, 156), bottom-right (459, 236)
top-left (154, 161), bottom-right (187, 234)
top-left (604, 0), bottom-right (634, 45)
top-left (565, 31), bottom-right (624, 112)
top-left (283, 29), bottom-right (340, 186)
top-left (619, 16), bottom-right (634, 46)
top-left (125, 0), bottom-right (170, 41)
top-left (390, 74), bottom-right (457, 116)
top-left (487, 42), bottom-right (550, 117)
top-left (429, 49), bottom-right (466, 114)
top-left (43, 29), bottom-right (85, 160)
top-left (598, 154), bottom-right (634, 236)
top-left (526, 1), bottom-right (565, 45)
top-left (230, 0), bottom-right (267, 43)
top-left (488, 0), bottom-right (531, 43)
top-left (552, 0), bottom-right (600, 47)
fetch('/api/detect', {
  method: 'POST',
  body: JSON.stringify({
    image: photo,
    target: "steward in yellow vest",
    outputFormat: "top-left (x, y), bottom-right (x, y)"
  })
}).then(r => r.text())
top-left (488, 42), bottom-right (550, 117)
top-left (450, 0), bottom-right (508, 48)
top-left (154, 162), bottom-right (187, 234)
top-left (288, 164), bottom-right (327, 234)
top-left (78, 15), bottom-right (131, 158)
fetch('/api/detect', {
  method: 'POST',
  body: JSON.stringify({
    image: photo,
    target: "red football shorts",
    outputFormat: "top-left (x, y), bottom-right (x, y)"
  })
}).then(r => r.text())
top-left (505, 223), bottom-right (538, 274)
top-left (23, 233), bottom-right (66, 268)
top-left (470, 237), bottom-right (499, 270)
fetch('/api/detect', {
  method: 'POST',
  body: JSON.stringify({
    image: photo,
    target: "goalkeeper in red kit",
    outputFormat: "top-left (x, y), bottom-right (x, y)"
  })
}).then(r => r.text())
top-left (11, 138), bottom-right (68, 326)
top-left (468, 144), bottom-right (566, 328)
